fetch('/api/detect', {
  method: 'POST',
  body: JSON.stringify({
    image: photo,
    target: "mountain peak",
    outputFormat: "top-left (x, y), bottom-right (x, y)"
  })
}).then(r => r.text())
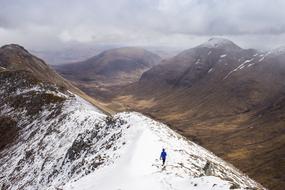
top-left (199, 37), bottom-right (241, 51)
top-left (55, 47), bottom-right (161, 86)
top-left (0, 44), bottom-right (86, 97)
top-left (98, 47), bottom-right (161, 60)
top-left (0, 44), bottom-right (30, 54)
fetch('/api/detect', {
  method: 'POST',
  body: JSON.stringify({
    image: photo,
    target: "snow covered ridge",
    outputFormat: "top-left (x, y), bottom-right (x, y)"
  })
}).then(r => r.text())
top-left (64, 113), bottom-right (265, 190)
top-left (0, 72), bottom-right (265, 190)
top-left (0, 71), bottom-right (108, 189)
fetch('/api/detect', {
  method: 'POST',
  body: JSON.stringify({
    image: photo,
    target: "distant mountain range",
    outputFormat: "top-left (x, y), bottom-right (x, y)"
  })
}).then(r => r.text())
top-left (54, 38), bottom-right (285, 190)
top-left (53, 47), bottom-right (161, 100)
top-left (30, 45), bottom-right (107, 65)
top-left (0, 44), bottom-right (265, 190)
top-left (55, 47), bottom-right (161, 84)
top-left (31, 45), bottom-right (180, 65)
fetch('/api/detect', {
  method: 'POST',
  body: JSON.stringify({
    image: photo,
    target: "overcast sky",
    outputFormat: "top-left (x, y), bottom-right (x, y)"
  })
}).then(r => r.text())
top-left (1, 0), bottom-right (285, 50)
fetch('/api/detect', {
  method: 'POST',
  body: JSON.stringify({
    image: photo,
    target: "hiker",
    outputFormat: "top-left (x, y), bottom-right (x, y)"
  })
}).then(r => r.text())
top-left (160, 148), bottom-right (167, 166)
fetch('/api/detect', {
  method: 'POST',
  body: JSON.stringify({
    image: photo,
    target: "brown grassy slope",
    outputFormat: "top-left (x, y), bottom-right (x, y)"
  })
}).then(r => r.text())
top-left (103, 87), bottom-right (285, 190)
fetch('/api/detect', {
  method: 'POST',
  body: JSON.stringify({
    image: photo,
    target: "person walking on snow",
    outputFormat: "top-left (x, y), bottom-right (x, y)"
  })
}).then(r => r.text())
top-left (160, 148), bottom-right (167, 166)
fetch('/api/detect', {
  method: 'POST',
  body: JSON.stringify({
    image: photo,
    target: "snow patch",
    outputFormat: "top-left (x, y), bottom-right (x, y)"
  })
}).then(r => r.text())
top-left (247, 63), bottom-right (255, 67)
top-left (242, 58), bottom-right (254, 64)
top-left (0, 66), bottom-right (6, 70)
top-left (195, 59), bottom-right (201, 64)
top-left (224, 58), bottom-right (254, 79)
top-left (238, 58), bottom-right (243, 62)
top-left (258, 57), bottom-right (265, 62)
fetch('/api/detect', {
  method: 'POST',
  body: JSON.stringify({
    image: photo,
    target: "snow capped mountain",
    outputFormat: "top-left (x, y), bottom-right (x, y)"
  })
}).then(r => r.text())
top-left (0, 69), bottom-right (264, 189)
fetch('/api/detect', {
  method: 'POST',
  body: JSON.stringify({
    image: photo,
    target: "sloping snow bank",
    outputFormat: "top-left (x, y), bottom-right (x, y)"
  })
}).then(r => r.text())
top-left (0, 93), bottom-right (106, 189)
top-left (64, 112), bottom-right (263, 190)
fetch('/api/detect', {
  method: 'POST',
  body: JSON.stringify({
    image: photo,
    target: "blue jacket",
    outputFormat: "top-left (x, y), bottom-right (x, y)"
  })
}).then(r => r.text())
top-left (160, 151), bottom-right (167, 160)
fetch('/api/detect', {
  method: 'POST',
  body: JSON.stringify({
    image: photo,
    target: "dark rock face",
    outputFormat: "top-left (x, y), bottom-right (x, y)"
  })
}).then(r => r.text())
top-left (62, 117), bottom-right (125, 178)
top-left (0, 116), bottom-right (18, 151)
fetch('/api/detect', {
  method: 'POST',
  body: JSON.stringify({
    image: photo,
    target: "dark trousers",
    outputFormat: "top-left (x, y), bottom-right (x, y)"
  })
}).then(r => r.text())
top-left (162, 158), bottom-right (166, 165)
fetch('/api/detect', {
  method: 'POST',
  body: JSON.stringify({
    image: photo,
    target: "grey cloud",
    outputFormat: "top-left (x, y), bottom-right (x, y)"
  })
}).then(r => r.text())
top-left (0, 0), bottom-right (285, 50)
